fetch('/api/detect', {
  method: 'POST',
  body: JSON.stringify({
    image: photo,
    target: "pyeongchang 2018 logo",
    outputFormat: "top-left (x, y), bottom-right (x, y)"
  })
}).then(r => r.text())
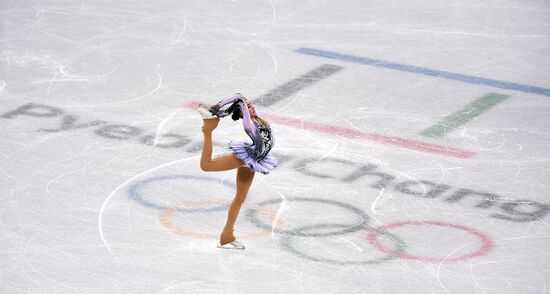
top-left (2, 102), bottom-right (549, 224)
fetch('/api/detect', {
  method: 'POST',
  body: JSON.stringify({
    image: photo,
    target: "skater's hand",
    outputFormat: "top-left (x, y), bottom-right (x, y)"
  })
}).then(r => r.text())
top-left (202, 117), bottom-right (220, 132)
top-left (210, 104), bottom-right (220, 115)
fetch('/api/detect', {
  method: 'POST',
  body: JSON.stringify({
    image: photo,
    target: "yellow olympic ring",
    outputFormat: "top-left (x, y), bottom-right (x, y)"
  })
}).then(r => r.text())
top-left (158, 199), bottom-right (285, 240)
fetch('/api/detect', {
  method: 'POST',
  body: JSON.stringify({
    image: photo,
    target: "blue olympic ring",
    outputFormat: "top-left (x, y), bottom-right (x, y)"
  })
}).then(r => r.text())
top-left (128, 175), bottom-right (237, 212)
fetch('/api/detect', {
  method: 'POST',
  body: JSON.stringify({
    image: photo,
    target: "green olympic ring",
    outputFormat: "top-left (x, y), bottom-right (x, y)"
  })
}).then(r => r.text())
top-left (281, 223), bottom-right (407, 265)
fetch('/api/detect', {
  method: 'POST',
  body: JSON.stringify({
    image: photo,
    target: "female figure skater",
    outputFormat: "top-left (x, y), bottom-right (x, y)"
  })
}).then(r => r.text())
top-left (197, 93), bottom-right (277, 249)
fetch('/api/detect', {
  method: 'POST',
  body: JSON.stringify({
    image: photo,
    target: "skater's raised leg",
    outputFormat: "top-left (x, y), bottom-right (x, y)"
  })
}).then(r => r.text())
top-left (199, 118), bottom-right (242, 172)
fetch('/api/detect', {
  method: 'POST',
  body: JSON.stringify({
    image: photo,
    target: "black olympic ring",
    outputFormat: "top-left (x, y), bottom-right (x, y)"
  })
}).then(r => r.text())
top-left (245, 197), bottom-right (369, 237)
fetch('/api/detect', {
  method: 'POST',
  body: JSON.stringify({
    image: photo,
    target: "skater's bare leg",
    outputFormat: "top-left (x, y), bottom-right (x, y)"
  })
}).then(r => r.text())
top-left (200, 119), bottom-right (243, 172)
top-left (199, 118), bottom-right (255, 245)
top-left (220, 166), bottom-right (255, 245)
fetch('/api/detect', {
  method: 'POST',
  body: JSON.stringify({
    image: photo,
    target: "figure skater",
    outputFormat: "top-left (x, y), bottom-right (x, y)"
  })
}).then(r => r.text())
top-left (197, 93), bottom-right (277, 249)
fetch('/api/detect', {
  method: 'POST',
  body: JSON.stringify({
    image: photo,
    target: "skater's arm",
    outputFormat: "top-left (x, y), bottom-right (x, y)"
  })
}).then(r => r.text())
top-left (214, 93), bottom-right (244, 108)
top-left (237, 101), bottom-right (265, 157)
top-left (210, 93), bottom-right (245, 118)
top-left (212, 93), bottom-right (265, 156)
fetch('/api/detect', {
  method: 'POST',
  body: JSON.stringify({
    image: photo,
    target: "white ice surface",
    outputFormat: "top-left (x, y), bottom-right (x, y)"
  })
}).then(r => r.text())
top-left (1, 1), bottom-right (550, 293)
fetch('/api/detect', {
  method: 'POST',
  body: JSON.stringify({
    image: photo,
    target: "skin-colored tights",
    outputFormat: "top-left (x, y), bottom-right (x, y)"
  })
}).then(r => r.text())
top-left (200, 118), bottom-right (255, 245)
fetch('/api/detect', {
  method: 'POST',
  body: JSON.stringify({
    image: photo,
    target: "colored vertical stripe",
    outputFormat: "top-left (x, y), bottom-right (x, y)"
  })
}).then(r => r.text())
top-left (252, 64), bottom-right (344, 107)
top-left (420, 93), bottom-right (509, 138)
top-left (295, 48), bottom-right (550, 97)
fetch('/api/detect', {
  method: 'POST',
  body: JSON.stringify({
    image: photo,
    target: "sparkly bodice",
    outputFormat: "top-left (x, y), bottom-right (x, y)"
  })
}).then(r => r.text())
top-left (253, 121), bottom-right (273, 159)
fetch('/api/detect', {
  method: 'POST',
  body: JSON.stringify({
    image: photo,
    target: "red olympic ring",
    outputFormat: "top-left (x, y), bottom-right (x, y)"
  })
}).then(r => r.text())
top-left (367, 220), bottom-right (494, 262)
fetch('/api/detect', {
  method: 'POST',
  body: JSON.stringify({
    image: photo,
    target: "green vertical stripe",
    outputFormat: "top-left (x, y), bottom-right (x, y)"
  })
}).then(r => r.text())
top-left (420, 93), bottom-right (509, 138)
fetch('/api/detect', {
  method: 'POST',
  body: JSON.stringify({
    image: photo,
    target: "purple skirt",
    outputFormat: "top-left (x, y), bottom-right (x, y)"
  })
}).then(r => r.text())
top-left (227, 140), bottom-right (277, 175)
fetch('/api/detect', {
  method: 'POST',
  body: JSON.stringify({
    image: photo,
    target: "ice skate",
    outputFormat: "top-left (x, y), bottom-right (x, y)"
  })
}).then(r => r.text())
top-left (217, 240), bottom-right (245, 250)
top-left (198, 104), bottom-right (217, 119)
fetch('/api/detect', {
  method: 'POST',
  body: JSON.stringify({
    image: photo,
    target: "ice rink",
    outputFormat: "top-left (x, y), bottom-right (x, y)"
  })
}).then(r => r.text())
top-left (1, 1), bottom-right (550, 293)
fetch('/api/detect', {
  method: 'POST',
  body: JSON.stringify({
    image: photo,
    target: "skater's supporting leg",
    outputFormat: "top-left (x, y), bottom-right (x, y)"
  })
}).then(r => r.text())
top-left (220, 166), bottom-right (255, 244)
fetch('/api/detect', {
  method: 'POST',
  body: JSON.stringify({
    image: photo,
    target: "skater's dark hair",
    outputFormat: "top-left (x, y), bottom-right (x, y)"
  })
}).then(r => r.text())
top-left (227, 101), bottom-right (242, 121)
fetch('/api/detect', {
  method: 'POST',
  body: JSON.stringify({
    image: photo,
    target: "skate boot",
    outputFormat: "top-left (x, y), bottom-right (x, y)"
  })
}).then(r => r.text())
top-left (217, 240), bottom-right (245, 250)
top-left (218, 229), bottom-right (245, 250)
top-left (198, 104), bottom-right (217, 119)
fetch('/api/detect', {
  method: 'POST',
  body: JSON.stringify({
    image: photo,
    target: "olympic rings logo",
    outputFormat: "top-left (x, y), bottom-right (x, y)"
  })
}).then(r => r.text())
top-left (127, 174), bottom-right (495, 265)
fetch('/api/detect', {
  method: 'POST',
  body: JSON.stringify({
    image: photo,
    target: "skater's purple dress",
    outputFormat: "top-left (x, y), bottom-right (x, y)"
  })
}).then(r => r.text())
top-left (212, 94), bottom-right (277, 175)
